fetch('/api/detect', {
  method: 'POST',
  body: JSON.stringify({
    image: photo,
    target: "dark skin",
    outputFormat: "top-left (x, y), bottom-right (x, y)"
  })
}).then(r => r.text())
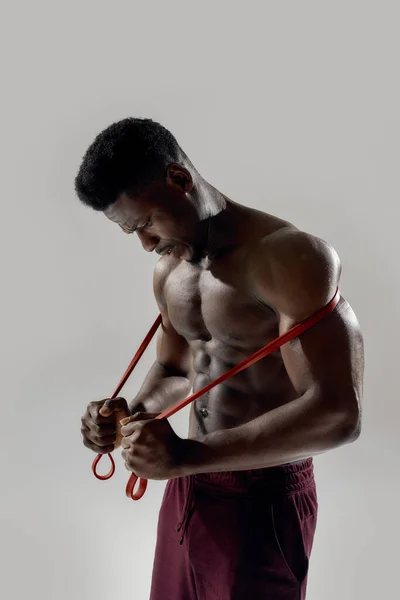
top-left (81, 163), bottom-right (364, 479)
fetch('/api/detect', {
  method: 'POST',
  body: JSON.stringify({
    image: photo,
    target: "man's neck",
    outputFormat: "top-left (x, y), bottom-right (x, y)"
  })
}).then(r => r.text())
top-left (191, 185), bottom-right (246, 261)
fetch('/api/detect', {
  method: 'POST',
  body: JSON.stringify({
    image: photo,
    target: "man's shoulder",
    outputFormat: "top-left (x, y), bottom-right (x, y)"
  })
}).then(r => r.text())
top-left (260, 227), bottom-right (340, 270)
top-left (248, 227), bottom-right (341, 320)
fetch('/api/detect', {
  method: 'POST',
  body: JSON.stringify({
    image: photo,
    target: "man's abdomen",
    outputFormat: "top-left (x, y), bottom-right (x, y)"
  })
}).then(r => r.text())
top-left (188, 344), bottom-right (297, 437)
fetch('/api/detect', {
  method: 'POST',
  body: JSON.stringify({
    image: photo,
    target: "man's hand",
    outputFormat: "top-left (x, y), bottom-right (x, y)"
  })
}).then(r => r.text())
top-left (81, 397), bottom-right (130, 454)
top-left (120, 413), bottom-right (184, 480)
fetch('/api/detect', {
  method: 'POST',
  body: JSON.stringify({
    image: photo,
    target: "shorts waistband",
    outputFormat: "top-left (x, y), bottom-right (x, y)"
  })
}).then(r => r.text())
top-left (193, 458), bottom-right (314, 495)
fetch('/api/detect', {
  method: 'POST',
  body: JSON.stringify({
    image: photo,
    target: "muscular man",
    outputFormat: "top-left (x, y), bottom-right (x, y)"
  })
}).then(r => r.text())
top-left (76, 118), bottom-right (363, 600)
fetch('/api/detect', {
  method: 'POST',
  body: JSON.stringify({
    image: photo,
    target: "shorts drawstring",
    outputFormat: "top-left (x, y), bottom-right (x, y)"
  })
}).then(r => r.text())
top-left (176, 475), bottom-right (195, 545)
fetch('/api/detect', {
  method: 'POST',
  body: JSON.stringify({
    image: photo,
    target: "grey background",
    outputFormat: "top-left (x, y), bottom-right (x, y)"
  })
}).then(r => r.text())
top-left (1, 1), bottom-right (399, 598)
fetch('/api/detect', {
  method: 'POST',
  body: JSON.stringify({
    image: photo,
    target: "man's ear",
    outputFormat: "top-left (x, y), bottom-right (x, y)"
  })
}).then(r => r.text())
top-left (166, 164), bottom-right (194, 193)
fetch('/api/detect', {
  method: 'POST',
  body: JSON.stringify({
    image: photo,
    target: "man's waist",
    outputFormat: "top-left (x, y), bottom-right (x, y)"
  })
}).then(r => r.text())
top-left (190, 458), bottom-right (315, 496)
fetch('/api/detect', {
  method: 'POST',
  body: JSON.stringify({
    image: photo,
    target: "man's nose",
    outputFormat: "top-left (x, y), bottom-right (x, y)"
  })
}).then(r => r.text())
top-left (136, 229), bottom-right (159, 252)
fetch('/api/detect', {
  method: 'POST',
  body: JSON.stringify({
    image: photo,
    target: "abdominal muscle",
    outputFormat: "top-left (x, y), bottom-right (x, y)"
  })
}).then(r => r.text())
top-left (186, 339), bottom-right (298, 439)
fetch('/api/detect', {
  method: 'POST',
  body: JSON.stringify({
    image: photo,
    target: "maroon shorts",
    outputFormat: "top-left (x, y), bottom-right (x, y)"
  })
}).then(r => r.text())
top-left (150, 459), bottom-right (318, 600)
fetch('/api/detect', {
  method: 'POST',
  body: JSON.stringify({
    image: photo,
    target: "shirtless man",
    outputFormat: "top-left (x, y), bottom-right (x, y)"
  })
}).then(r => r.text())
top-left (76, 118), bottom-right (363, 600)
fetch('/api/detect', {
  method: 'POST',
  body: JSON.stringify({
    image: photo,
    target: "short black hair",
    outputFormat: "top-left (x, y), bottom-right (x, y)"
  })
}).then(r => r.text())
top-left (74, 118), bottom-right (183, 211)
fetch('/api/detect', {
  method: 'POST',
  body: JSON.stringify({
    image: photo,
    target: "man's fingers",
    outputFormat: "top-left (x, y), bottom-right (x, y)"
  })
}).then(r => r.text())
top-left (119, 430), bottom-right (145, 448)
top-left (99, 397), bottom-right (129, 418)
top-left (91, 434), bottom-right (116, 447)
top-left (82, 419), bottom-right (116, 436)
top-left (120, 412), bottom-right (160, 434)
top-left (81, 424), bottom-right (116, 447)
top-left (82, 437), bottom-right (114, 455)
top-left (88, 404), bottom-right (113, 424)
top-left (120, 421), bottom-right (141, 436)
top-left (90, 423), bottom-right (116, 437)
top-left (126, 412), bottom-right (161, 422)
top-left (121, 436), bottom-right (131, 449)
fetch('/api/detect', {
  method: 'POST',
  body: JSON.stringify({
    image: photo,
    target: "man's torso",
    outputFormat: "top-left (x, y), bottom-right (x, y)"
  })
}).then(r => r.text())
top-left (154, 208), bottom-right (348, 439)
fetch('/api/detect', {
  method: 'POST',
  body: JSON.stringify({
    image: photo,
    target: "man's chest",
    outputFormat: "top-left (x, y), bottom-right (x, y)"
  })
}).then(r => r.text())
top-left (161, 258), bottom-right (278, 349)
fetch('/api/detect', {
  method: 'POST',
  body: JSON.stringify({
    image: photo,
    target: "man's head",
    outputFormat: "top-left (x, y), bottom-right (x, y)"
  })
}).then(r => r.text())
top-left (75, 118), bottom-right (208, 261)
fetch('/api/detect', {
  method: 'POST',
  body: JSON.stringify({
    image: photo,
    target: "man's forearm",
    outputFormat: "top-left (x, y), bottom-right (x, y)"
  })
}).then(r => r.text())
top-left (181, 391), bottom-right (360, 475)
top-left (129, 361), bottom-right (192, 415)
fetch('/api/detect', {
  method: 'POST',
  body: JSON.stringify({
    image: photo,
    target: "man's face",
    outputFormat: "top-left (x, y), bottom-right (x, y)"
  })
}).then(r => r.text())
top-left (104, 183), bottom-right (202, 262)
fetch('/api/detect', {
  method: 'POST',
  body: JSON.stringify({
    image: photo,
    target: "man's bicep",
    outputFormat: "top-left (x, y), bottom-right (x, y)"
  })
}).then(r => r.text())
top-left (279, 301), bottom-right (364, 415)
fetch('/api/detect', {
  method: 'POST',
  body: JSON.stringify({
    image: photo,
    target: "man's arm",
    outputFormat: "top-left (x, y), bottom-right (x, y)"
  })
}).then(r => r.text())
top-left (181, 229), bottom-right (364, 474)
top-left (129, 264), bottom-right (194, 415)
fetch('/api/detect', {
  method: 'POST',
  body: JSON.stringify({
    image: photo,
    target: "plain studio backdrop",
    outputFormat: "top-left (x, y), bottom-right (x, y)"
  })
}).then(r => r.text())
top-left (1, 1), bottom-right (399, 599)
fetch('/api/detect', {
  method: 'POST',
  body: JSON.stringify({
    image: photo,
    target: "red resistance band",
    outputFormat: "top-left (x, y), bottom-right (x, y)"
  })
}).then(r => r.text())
top-left (92, 288), bottom-right (340, 500)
